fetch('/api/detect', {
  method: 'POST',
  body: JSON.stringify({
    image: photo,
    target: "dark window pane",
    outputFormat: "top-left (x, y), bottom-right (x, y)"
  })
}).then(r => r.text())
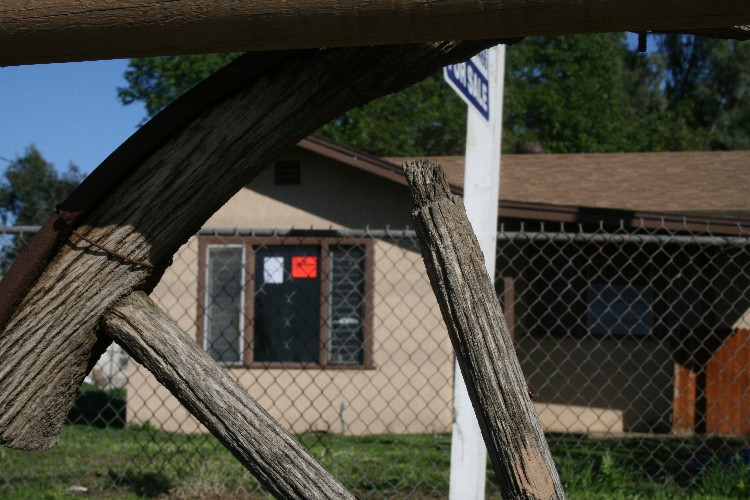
top-left (329, 246), bottom-right (365, 364)
top-left (206, 246), bottom-right (244, 363)
top-left (587, 282), bottom-right (653, 335)
top-left (254, 246), bottom-right (320, 363)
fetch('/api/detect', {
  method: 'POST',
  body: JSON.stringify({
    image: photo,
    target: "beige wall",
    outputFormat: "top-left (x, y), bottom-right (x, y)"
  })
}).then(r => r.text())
top-left (204, 148), bottom-right (414, 229)
top-left (128, 146), bottom-right (679, 437)
top-left (128, 148), bottom-right (455, 435)
top-left (519, 336), bottom-right (673, 434)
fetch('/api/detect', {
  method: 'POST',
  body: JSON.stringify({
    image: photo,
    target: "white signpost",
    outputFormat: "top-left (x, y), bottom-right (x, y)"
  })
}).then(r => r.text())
top-left (444, 44), bottom-right (506, 499)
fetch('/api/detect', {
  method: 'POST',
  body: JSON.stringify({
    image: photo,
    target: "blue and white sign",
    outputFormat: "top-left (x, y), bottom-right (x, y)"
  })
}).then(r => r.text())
top-left (445, 45), bottom-right (505, 500)
top-left (443, 50), bottom-right (490, 121)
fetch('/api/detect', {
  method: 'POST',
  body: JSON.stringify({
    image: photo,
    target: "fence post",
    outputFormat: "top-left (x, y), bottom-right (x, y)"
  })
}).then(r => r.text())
top-left (404, 159), bottom-right (565, 498)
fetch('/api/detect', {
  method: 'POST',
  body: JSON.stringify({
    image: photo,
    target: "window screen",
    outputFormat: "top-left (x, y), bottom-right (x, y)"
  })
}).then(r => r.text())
top-left (329, 246), bottom-right (366, 364)
top-left (205, 246), bottom-right (244, 363)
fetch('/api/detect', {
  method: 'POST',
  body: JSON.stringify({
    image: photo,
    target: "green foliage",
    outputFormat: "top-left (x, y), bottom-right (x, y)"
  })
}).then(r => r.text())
top-left (695, 455), bottom-right (750, 497)
top-left (0, 145), bottom-right (83, 226)
top-left (117, 35), bottom-right (750, 155)
top-left (67, 385), bottom-right (126, 429)
top-left (117, 53), bottom-right (466, 156)
top-left (3, 427), bottom-right (750, 498)
top-left (0, 146), bottom-right (83, 271)
top-left (117, 53), bottom-right (241, 119)
top-left (503, 33), bottom-right (702, 153)
top-left (316, 73), bottom-right (467, 156)
top-left (660, 35), bottom-right (750, 150)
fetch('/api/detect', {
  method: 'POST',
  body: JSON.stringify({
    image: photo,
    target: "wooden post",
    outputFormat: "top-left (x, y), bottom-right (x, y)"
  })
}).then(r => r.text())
top-left (101, 291), bottom-right (354, 499)
top-left (404, 159), bottom-right (564, 499)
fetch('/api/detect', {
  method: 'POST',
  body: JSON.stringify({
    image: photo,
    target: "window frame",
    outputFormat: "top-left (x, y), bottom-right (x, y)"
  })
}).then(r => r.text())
top-left (197, 235), bottom-right (375, 369)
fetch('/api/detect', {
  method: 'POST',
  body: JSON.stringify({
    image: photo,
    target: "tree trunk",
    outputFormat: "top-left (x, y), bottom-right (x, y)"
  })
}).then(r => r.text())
top-left (101, 291), bottom-right (354, 500)
top-left (1, 1), bottom-right (748, 65)
top-left (0, 41), bottom-right (494, 451)
top-left (404, 159), bottom-right (565, 499)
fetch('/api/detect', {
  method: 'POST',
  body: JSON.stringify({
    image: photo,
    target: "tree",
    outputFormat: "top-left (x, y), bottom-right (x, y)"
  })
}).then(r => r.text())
top-left (117, 35), bottom-right (749, 155)
top-left (0, 145), bottom-right (83, 267)
top-left (0, 145), bottom-right (82, 225)
top-left (118, 54), bottom-right (467, 155)
top-left (117, 53), bottom-right (241, 121)
top-left (503, 33), bottom-right (704, 152)
top-left (316, 73), bottom-right (467, 156)
top-left (659, 35), bottom-right (750, 150)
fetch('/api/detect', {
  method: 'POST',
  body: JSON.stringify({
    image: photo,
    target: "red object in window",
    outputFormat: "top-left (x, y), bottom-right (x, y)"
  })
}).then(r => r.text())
top-left (291, 256), bottom-right (318, 278)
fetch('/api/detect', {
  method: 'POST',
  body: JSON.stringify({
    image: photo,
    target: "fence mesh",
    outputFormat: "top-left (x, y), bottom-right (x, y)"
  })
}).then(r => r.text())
top-left (2, 222), bottom-right (750, 497)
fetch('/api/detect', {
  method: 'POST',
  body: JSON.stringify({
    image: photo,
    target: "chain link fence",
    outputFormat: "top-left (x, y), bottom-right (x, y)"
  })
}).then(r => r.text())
top-left (2, 221), bottom-right (750, 497)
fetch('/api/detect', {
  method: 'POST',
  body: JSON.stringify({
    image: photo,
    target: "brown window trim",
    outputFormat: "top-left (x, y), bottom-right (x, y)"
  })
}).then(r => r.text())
top-left (197, 235), bottom-right (375, 370)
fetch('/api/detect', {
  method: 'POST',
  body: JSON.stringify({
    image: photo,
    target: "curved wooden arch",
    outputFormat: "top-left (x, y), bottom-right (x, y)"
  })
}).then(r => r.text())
top-left (0, 41), bottom-right (503, 498)
top-left (1, 1), bottom-right (749, 65)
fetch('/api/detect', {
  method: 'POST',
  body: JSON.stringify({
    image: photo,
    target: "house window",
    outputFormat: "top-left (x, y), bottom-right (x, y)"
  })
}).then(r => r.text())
top-left (199, 237), bottom-right (372, 368)
top-left (587, 281), bottom-right (653, 335)
top-left (529, 243), bottom-right (656, 337)
top-left (204, 245), bottom-right (245, 363)
top-left (329, 246), bottom-right (367, 364)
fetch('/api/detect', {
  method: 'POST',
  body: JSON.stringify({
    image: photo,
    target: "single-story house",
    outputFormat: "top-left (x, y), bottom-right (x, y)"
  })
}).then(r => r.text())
top-left (128, 135), bottom-right (750, 437)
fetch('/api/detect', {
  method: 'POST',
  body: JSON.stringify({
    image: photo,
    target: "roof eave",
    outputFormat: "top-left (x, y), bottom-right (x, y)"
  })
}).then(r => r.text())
top-left (297, 136), bottom-right (750, 236)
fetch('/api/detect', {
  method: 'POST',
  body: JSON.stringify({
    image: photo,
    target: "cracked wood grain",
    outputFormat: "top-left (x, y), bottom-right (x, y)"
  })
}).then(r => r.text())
top-left (101, 292), bottom-right (354, 500)
top-left (404, 159), bottom-right (565, 499)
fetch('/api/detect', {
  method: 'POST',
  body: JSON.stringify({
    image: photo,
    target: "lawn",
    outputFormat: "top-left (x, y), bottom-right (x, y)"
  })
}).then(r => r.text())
top-left (1, 424), bottom-right (749, 498)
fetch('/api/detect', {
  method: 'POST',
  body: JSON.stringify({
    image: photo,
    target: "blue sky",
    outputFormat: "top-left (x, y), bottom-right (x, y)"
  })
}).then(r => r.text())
top-left (0, 59), bottom-right (146, 175)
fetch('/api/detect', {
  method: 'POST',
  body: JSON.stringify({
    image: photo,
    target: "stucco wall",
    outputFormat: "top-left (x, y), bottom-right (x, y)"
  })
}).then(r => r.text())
top-left (128, 146), bottom-right (679, 437)
top-left (128, 148), bottom-right (455, 435)
top-left (518, 336), bottom-right (673, 434)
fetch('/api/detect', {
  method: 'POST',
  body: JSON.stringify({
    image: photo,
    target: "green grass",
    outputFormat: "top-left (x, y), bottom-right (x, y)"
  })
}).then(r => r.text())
top-left (1, 425), bottom-right (750, 498)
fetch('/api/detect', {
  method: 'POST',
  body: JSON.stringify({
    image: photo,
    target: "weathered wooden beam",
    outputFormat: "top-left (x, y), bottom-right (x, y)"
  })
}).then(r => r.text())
top-left (404, 159), bottom-right (564, 498)
top-left (1, 1), bottom-right (749, 65)
top-left (660, 25), bottom-right (750, 40)
top-left (0, 41), bottom-right (494, 451)
top-left (101, 291), bottom-right (354, 499)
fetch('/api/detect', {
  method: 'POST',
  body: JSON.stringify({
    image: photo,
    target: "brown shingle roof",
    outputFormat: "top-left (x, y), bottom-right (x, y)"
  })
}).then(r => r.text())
top-left (386, 151), bottom-right (750, 217)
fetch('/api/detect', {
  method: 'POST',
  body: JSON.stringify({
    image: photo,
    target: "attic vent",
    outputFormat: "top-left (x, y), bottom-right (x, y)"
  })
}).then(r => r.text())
top-left (274, 160), bottom-right (301, 185)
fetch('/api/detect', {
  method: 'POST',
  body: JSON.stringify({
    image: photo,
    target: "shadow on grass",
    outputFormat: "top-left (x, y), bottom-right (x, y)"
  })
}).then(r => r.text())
top-left (107, 470), bottom-right (173, 497)
top-left (66, 387), bottom-right (125, 428)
